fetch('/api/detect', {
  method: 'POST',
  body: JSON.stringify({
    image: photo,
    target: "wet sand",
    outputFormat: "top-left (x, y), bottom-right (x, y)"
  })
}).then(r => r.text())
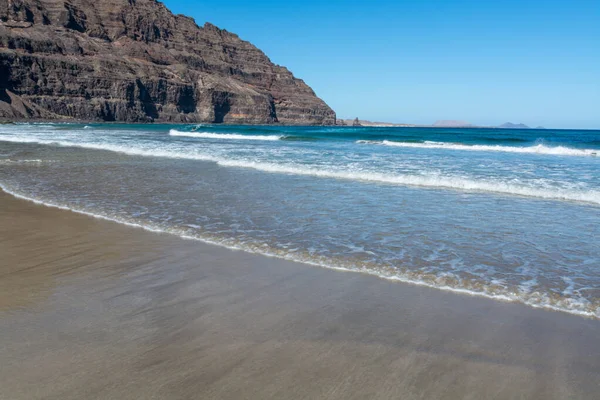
top-left (1, 190), bottom-right (599, 399)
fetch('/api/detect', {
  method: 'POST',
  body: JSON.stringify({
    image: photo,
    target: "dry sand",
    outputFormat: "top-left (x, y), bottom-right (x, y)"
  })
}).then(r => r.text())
top-left (1, 190), bottom-right (599, 399)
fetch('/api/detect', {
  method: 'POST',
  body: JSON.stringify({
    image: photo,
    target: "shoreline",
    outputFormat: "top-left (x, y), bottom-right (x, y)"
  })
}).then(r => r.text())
top-left (2, 185), bottom-right (597, 320)
top-left (1, 189), bottom-right (600, 399)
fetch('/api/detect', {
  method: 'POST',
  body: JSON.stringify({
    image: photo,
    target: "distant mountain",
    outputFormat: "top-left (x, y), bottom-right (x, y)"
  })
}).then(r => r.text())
top-left (498, 122), bottom-right (531, 129)
top-left (433, 120), bottom-right (473, 128)
top-left (334, 119), bottom-right (547, 130)
top-left (336, 118), bottom-right (415, 127)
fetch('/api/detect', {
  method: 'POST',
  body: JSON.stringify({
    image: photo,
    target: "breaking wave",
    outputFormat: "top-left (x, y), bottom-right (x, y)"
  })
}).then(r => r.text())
top-left (357, 140), bottom-right (600, 157)
top-left (215, 160), bottom-right (600, 205)
top-left (169, 129), bottom-right (282, 141)
top-left (1, 135), bottom-right (599, 205)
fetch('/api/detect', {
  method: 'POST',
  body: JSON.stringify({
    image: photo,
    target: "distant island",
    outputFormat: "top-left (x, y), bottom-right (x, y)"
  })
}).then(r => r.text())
top-left (433, 120), bottom-right (545, 129)
top-left (336, 118), bottom-right (415, 127)
top-left (498, 122), bottom-right (545, 129)
top-left (338, 118), bottom-right (545, 129)
top-left (498, 122), bottom-right (530, 129)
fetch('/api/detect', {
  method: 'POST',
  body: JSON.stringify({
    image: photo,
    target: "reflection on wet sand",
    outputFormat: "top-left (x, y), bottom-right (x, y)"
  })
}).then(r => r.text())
top-left (1, 191), bottom-right (600, 399)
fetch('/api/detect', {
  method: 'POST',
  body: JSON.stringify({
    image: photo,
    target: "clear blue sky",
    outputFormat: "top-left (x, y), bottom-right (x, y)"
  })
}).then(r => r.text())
top-left (164, 0), bottom-right (599, 129)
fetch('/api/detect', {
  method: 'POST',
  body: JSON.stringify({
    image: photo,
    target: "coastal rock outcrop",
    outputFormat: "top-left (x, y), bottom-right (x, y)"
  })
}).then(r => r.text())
top-left (0, 0), bottom-right (336, 124)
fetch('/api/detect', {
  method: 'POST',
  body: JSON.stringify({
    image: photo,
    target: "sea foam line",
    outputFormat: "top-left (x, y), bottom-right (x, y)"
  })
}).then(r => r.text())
top-left (357, 140), bottom-right (600, 157)
top-left (216, 159), bottom-right (600, 205)
top-left (2, 135), bottom-right (600, 205)
top-left (0, 183), bottom-right (597, 320)
top-left (169, 129), bottom-right (282, 141)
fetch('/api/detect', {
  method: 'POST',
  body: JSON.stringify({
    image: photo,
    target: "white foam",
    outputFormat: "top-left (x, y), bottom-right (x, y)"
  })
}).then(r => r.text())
top-left (0, 159), bottom-right (44, 165)
top-left (357, 140), bottom-right (600, 157)
top-left (0, 183), bottom-right (597, 320)
top-left (216, 159), bottom-right (600, 205)
top-left (169, 129), bottom-right (282, 141)
top-left (1, 135), bottom-right (599, 205)
top-left (0, 135), bottom-right (219, 160)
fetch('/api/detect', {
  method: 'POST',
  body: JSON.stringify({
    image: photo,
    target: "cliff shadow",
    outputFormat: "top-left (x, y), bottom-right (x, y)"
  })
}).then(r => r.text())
top-left (135, 80), bottom-right (159, 120)
top-left (0, 61), bottom-right (10, 94)
top-left (177, 86), bottom-right (197, 114)
top-left (212, 92), bottom-right (231, 123)
top-left (0, 89), bottom-right (11, 104)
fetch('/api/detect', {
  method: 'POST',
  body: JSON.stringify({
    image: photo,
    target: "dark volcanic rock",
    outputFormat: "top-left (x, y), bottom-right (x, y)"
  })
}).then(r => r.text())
top-left (0, 0), bottom-right (336, 124)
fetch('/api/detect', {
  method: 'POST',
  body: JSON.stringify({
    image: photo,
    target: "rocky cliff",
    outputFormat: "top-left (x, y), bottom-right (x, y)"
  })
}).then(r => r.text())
top-left (0, 0), bottom-right (336, 124)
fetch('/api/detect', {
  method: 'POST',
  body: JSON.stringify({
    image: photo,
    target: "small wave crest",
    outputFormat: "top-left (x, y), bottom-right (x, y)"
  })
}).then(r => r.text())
top-left (357, 140), bottom-right (600, 157)
top-left (169, 129), bottom-right (282, 141)
top-left (279, 135), bottom-right (321, 142)
top-left (215, 160), bottom-right (600, 205)
top-left (0, 159), bottom-right (46, 165)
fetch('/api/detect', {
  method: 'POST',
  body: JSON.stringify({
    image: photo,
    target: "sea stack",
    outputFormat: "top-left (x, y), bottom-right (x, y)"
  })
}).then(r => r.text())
top-left (0, 0), bottom-right (336, 124)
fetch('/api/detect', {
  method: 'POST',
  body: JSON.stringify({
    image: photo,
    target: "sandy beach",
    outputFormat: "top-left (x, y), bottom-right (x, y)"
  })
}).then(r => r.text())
top-left (1, 189), bottom-right (599, 399)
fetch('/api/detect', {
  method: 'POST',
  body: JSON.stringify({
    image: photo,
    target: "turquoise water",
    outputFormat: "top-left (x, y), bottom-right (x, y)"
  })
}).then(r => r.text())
top-left (1, 123), bottom-right (599, 317)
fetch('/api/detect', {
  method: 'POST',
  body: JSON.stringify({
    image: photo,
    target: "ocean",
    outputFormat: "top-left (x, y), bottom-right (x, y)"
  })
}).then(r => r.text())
top-left (1, 123), bottom-right (599, 318)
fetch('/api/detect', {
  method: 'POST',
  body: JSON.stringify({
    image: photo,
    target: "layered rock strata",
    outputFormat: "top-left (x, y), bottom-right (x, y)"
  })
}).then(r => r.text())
top-left (0, 0), bottom-right (335, 124)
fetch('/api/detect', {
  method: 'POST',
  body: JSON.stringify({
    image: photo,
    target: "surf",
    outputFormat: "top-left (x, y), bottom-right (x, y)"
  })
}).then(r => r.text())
top-left (1, 182), bottom-right (597, 320)
top-left (357, 140), bottom-right (599, 157)
top-left (1, 134), bottom-right (599, 205)
top-left (215, 159), bottom-right (600, 205)
top-left (169, 129), bottom-right (283, 141)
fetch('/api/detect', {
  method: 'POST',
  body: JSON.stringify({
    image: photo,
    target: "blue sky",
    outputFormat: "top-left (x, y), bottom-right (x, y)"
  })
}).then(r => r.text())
top-left (164, 0), bottom-right (599, 129)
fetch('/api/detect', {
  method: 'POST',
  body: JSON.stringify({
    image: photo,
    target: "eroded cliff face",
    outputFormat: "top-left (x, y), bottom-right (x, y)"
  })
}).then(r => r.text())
top-left (0, 0), bottom-right (336, 124)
